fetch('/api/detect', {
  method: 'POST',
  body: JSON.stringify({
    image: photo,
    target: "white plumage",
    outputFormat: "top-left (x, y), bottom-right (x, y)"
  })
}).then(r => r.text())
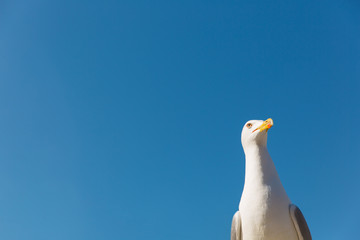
top-left (231, 119), bottom-right (311, 240)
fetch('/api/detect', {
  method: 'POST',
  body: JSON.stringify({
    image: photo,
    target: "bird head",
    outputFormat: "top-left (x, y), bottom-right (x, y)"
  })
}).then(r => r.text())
top-left (241, 118), bottom-right (273, 150)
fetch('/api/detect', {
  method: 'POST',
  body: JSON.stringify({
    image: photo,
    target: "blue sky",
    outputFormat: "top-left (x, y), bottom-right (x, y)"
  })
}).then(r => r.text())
top-left (0, 0), bottom-right (359, 239)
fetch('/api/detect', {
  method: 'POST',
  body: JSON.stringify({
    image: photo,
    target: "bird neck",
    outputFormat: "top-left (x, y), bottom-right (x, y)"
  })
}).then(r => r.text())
top-left (243, 145), bottom-right (280, 187)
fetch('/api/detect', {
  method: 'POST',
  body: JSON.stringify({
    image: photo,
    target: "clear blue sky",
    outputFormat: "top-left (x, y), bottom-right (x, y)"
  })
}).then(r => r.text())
top-left (0, 0), bottom-right (359, 239)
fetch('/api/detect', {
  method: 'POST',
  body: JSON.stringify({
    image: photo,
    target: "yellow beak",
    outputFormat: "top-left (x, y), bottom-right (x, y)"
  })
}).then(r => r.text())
top-left (252, 118), bottom-right (274, 133)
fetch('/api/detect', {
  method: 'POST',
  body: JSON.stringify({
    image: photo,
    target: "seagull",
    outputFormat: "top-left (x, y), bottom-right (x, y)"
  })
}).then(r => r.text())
top-left (231, 118), bottom-right (311, 240)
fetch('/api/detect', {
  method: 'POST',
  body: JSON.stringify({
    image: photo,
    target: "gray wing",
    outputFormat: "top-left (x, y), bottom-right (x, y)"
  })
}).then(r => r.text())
top-left (231, 211), bottom-right (241, 240)
top-left (289, 204), bottom-right (312, 240)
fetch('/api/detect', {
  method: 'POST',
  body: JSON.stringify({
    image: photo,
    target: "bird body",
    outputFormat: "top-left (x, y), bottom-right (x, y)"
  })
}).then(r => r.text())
top-left (231, 119), bottom-right (311, 240)
top-left (239, 145), bottom-right (297, 240)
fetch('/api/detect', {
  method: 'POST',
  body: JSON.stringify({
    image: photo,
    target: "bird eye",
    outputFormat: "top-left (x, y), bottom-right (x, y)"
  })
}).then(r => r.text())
top-left (246, 123), bottom-right (252, 128)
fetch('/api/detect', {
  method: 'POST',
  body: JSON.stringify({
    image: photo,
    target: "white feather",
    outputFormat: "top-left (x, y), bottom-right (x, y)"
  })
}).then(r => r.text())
top-left (238, 120), bottom-right (298, 240)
